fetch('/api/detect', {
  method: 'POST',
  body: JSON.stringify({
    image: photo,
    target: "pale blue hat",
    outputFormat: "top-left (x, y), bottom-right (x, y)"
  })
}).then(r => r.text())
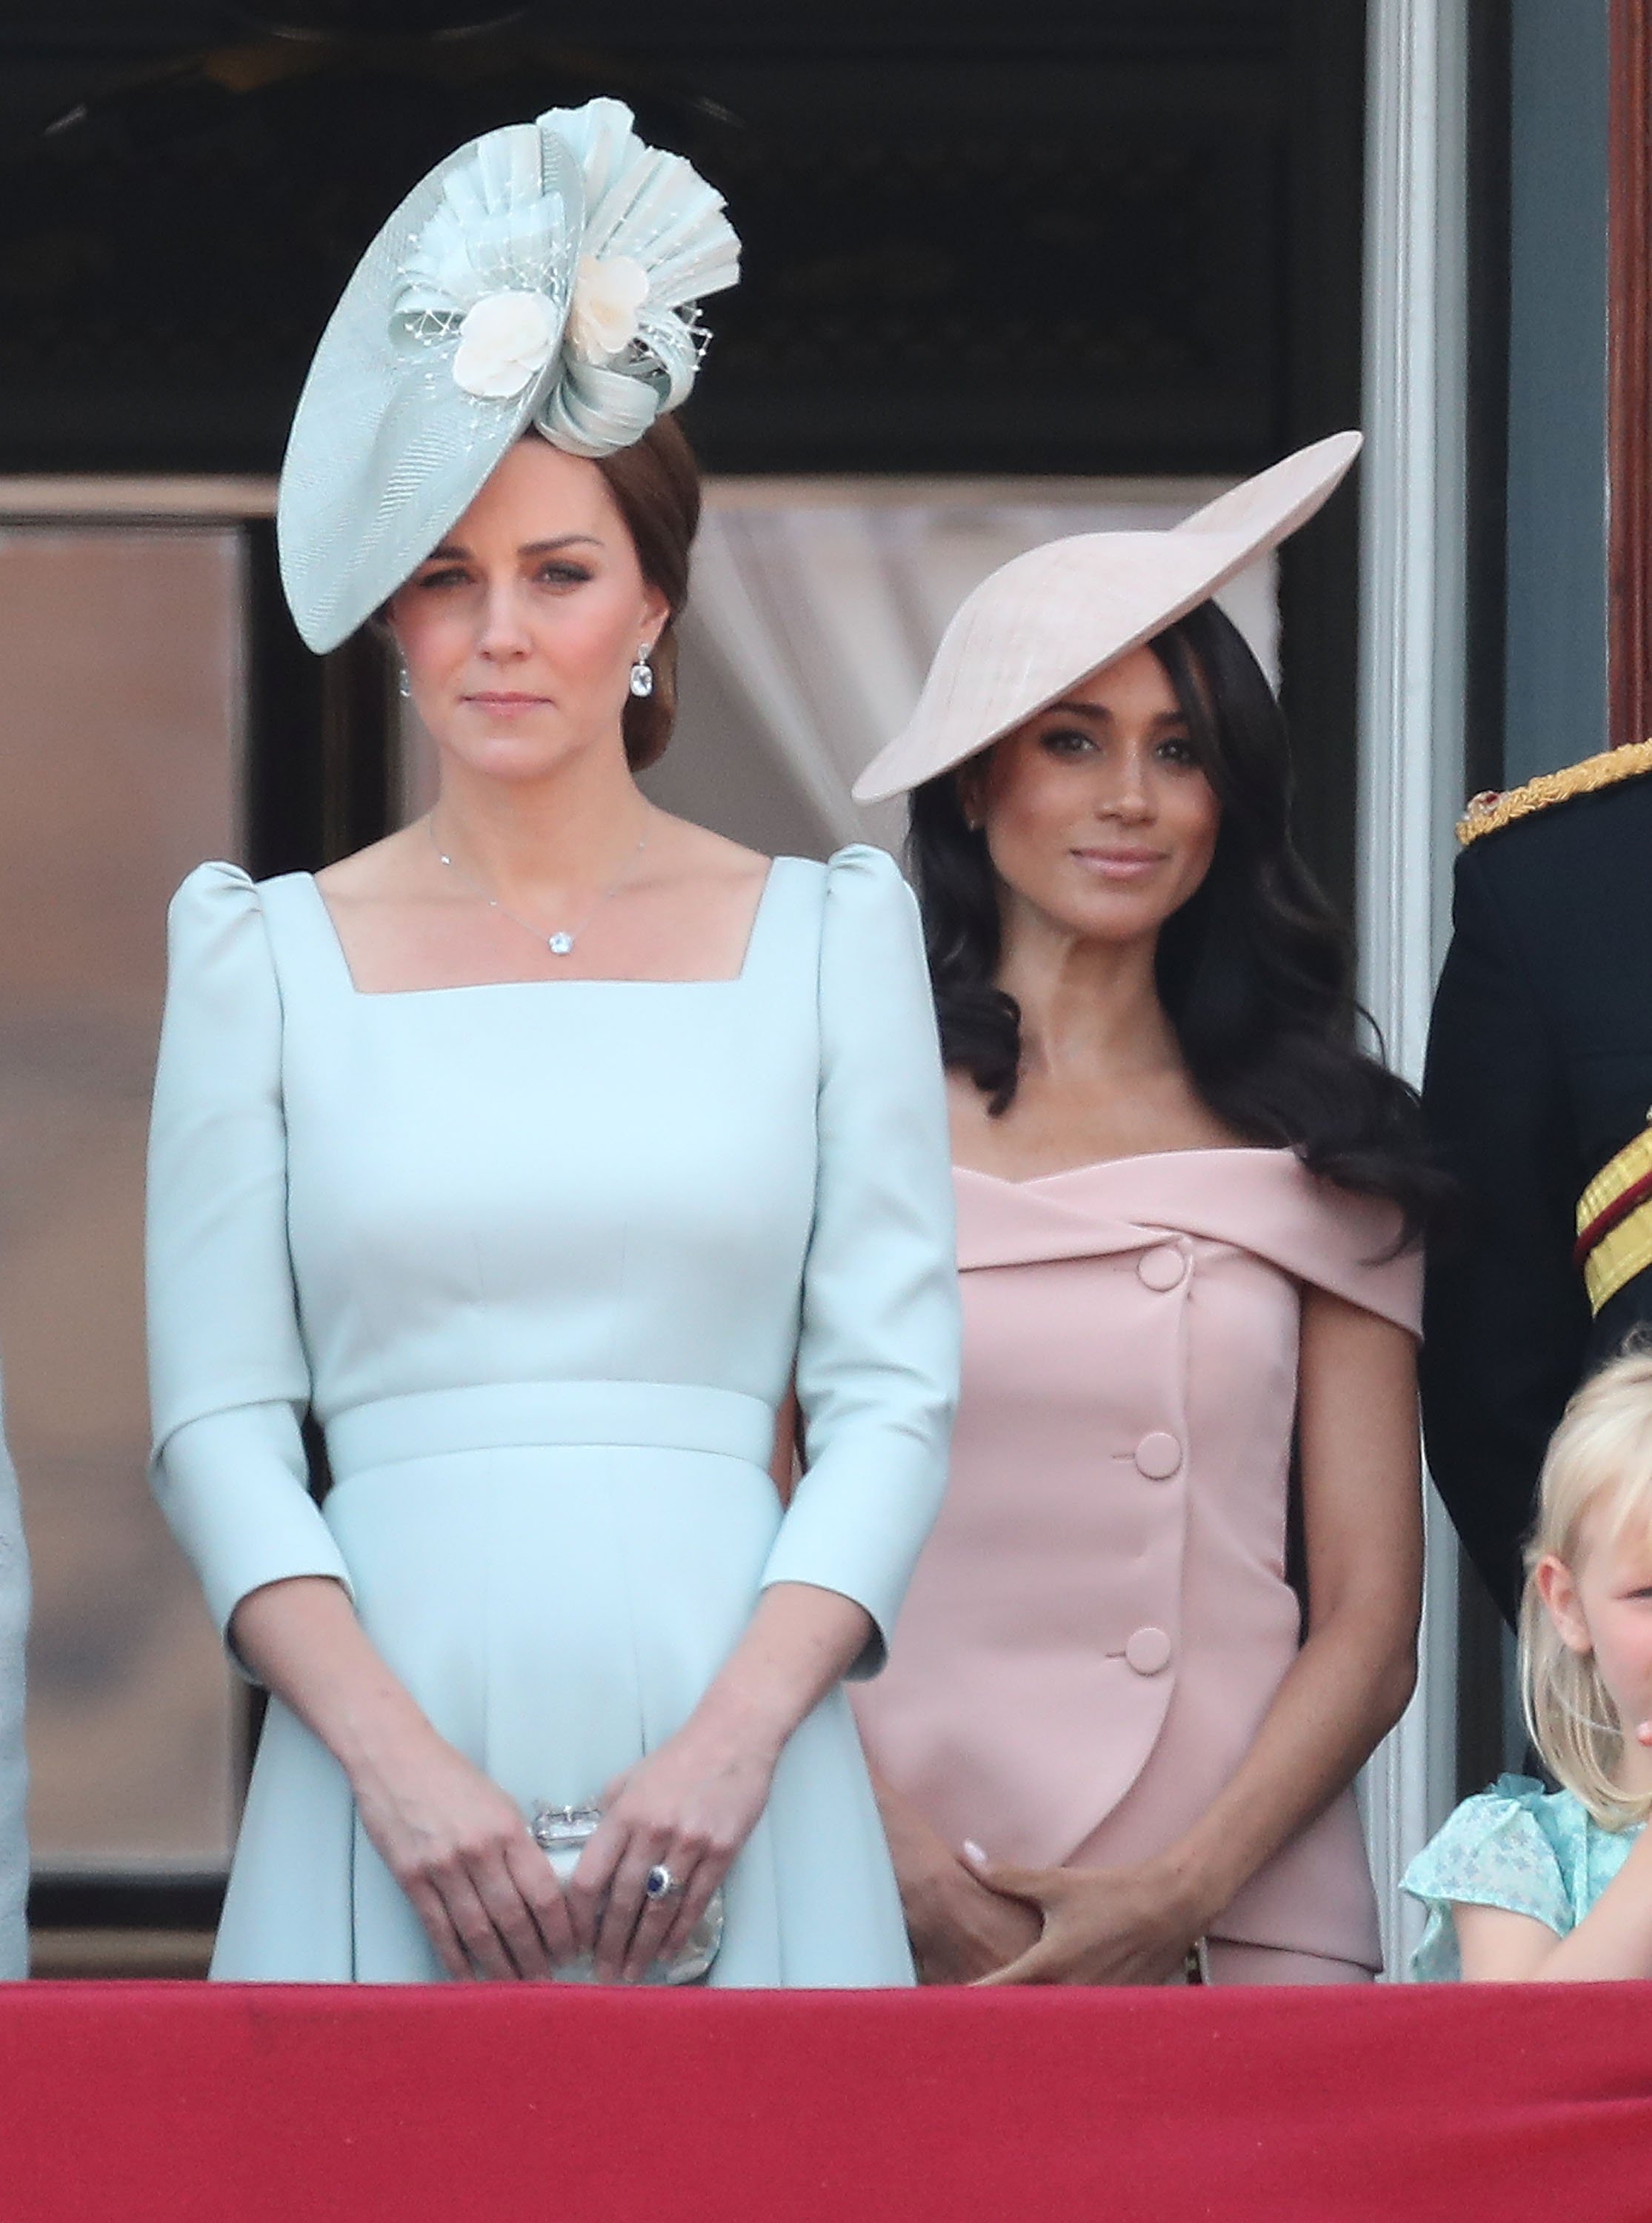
top-left (277, 98), bottom-right (741, 653)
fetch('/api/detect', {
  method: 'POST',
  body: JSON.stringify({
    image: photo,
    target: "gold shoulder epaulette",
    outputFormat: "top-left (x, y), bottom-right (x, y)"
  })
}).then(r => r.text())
top-left (1457, 737), bottom-right (1652, 845)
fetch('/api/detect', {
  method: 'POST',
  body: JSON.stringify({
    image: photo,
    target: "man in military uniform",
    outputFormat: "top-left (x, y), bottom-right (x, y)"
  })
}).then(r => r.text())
top-left (1422, 740), bottom-right (1652, 1624)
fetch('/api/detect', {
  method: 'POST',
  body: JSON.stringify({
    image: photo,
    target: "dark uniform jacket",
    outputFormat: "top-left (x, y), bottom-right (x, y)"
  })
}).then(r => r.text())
top-left (1422, 749), bottom-right (1652, 1625)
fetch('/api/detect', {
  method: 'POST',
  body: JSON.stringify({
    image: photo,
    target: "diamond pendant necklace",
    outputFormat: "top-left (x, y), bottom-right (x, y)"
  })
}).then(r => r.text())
top-left (427, 813), bottom-right (650, 959)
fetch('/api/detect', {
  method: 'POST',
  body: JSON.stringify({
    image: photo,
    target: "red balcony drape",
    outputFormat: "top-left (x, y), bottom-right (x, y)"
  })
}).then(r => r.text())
top-left (5, 1981), bottom-right (1651, 2222)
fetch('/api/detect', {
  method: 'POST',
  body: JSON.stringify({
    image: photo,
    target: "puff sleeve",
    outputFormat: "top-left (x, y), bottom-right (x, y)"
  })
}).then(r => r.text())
top-left (0, 1361), bottom-right (28, 1978)
top-left (759, 846), bottom-right (961, 1672)
top-left (1402, 1776), bottom-right (1578, 1980)
top-left (147, 865), bottom-right (353, 1644)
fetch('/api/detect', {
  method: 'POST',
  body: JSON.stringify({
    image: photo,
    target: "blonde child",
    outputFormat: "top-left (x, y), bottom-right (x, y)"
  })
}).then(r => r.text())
top-left (1405, 1348), bottom-right (1652, 1978)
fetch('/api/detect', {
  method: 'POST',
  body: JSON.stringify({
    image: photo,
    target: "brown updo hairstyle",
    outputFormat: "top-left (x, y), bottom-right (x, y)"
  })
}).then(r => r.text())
top-left (593, 413), bottom-right (702, 771)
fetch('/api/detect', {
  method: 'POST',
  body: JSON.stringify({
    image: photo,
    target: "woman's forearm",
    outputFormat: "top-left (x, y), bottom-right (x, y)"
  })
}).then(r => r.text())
top-left (1149, 1292), bottom-right (1425, 1939)
top-left (572, 1581), bottom-right (878, 1980)
top-left (229, 1575), bottom-right (436, 1784)
top-left (237, 1575), bottom-right (869, 1784)
top-left (1154, 1609), bottom-right (1416, 1929)
top-left (231, 1575), bottom-right (577, 1980)
top-left (687, 1580), bottom-right (873, 1759)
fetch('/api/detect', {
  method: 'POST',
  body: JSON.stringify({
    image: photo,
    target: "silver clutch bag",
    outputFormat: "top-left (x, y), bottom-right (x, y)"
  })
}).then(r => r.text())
top-left (530, 1802), bottom-right (724, 1985)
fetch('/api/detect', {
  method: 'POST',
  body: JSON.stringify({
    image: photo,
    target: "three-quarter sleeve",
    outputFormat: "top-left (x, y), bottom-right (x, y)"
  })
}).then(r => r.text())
top-left (147, 863), bottom-right (353, 1643)
top-left (0, 1362), bottom-right (28, 1978)
top-left (759, 845), bottom-right (960, 1673)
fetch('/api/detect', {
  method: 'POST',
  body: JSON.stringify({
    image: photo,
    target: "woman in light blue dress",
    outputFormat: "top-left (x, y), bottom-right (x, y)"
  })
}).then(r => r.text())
top-left (146, 103), bottom-right (958, 1986)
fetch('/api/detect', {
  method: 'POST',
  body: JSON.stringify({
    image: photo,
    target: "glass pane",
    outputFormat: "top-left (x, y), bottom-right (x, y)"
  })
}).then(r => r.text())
top-left (0, 524), bottom-right (241, 1868)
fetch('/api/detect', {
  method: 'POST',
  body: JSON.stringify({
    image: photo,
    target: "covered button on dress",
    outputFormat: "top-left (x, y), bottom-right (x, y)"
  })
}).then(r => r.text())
top-left (852, 1148), bottom-right (1421, 1972)
top-left (146, 845), bottom-right (959, 1984)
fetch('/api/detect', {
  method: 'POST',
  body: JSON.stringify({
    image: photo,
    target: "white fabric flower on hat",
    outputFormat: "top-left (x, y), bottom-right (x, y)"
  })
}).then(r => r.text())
top-left (284, 102), bottom-right (742, 657)
top-left (567, 254), bottom-right (649, 364)
top-left (394, 120), bottom-right (579, 406)
top-left (451, 290), bottom-right (562, 399)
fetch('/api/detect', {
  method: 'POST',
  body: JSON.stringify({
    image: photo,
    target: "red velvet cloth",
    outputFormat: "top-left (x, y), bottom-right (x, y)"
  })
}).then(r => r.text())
top-left (4, 1982), bottom-right (1651, 2220)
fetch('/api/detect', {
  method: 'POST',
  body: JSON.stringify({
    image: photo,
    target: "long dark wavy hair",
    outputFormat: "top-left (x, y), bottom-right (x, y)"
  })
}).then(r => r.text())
top-left (909, 599), bottom-right (1451, 1243)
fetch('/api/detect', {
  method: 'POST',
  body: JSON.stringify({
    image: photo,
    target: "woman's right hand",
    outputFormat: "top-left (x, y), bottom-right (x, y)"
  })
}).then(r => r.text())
top-left (227, 1577), bottom-right (576, 1981)
top-left (348, 1721), bottom-right (578, 1981)
top-left (903, 1847), bottom-right (1043, 1984)
top-left (866, 1770), bottom-right (1041, 1982)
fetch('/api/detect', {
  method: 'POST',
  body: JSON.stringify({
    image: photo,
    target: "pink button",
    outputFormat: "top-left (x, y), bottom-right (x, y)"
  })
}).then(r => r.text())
top-left (1135, 1430), bottom-right (1182, 1480)
top-left (1125, 1626), bottom-right (1173, 1675)
top-left (1137, 1245), bottom-right (1185, 1292)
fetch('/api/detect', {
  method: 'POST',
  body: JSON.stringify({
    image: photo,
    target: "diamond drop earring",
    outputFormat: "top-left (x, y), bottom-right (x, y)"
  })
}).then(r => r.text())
top-left (628, 643), bottom-right (655, 700)
top-left (396, 659), bottom-right (412, 701)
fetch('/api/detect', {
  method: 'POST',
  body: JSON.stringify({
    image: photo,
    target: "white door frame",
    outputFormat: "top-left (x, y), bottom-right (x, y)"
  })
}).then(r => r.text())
top-left (1356, 0), bottom-right (1471, 1975)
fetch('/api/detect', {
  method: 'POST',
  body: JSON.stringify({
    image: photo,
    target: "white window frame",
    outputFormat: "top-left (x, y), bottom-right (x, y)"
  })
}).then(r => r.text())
top-left (1356, 0), bottom-right (1471, 1973)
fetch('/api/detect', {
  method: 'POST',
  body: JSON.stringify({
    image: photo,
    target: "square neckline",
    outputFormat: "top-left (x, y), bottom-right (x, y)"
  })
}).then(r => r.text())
top-left (302, 856), bottom-right (785, 998)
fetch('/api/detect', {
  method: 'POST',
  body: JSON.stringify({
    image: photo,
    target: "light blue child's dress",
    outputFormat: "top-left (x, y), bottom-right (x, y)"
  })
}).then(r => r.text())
top-left (1402, 1772), bottom-right (1643, 1979)
top-left (145, 846), bottom-right (960, 1984)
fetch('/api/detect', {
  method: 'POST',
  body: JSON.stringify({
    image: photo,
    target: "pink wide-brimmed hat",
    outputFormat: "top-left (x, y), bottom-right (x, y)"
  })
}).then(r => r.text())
top-left (850, 431), bottom-right (1362, 803)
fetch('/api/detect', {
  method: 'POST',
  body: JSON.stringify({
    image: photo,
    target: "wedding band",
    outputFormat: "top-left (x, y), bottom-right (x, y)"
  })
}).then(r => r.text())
top-left (644, 1864), bottom-right (682, 1902)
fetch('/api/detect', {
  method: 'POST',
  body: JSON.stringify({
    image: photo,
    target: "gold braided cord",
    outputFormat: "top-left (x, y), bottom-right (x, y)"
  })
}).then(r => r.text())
top-left (1583, 1200), bottom-right (1652, 1315)
top-left (1456, 737), bottom-right (1652, 846)
top-left (1577, 1127), bottom-right (1652, 1240)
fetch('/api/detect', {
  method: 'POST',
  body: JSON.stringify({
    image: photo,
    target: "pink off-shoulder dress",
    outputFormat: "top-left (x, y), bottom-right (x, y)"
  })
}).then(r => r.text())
top-left (852, 1147), bottom-right (1422, 1980)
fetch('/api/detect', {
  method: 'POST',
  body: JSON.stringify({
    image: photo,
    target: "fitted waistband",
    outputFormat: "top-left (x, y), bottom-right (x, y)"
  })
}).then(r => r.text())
top-left (324, 1379), bottom-right (777, 1483)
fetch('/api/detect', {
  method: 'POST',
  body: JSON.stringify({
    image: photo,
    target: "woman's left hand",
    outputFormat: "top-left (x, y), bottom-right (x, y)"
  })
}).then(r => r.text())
top-left (564, 1582), bottom-right (873, 1981)
top-left (967, 1852), bottom-right (1208, 1986)
top-left (566, 1719), bottom-right (780, 1981)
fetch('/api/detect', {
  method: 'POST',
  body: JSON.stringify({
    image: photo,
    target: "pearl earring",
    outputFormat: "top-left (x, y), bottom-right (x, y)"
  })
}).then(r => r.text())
top-left (629, 643), bottom-right (656, 700)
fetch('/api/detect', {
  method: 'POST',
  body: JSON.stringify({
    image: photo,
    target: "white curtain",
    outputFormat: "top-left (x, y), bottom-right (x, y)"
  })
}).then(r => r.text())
top-left (645, 479), bottom-right (1279, 860)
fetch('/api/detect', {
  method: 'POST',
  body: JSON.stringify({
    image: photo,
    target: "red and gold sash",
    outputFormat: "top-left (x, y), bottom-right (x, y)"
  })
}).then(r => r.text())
top-left (1576, 1126), bottom-right (1652, 1315)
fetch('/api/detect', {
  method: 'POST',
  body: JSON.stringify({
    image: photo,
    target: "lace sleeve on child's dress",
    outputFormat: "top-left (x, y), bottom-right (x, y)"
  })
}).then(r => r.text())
top-left (1401, 1774), bottom-right (1573, 1980)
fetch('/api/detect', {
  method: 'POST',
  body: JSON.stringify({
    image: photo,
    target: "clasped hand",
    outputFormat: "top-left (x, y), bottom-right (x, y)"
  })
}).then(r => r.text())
top-left (351, 1728), bottom-right (576, 1982)
top-left (354, 1711), bottom-right (774, 1983)
top-left (965, 1850), bottom-right (1208, 1987)
top-left (568, 1722), bottom-right (778, 1981)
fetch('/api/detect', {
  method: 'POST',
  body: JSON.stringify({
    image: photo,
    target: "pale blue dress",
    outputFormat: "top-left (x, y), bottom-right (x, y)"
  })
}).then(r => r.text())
top-left (146, 847), bottom-right (959, 1984)
top-left (1403, 1773), bottom-right (1643, 1980)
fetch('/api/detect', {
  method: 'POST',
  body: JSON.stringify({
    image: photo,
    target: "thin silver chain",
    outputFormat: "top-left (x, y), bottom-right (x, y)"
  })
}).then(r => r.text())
top-left (427, 813), bottom-right (650, 958)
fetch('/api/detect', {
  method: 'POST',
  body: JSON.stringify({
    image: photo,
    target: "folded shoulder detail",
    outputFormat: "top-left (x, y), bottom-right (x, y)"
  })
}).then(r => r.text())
top-left (955, 1148), bottom-right (1419, 1335)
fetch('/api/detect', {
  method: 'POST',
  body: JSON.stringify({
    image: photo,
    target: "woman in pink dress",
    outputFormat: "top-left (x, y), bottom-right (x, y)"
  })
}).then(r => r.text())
top-left (850, 437), bottom-right (1450, 1984)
